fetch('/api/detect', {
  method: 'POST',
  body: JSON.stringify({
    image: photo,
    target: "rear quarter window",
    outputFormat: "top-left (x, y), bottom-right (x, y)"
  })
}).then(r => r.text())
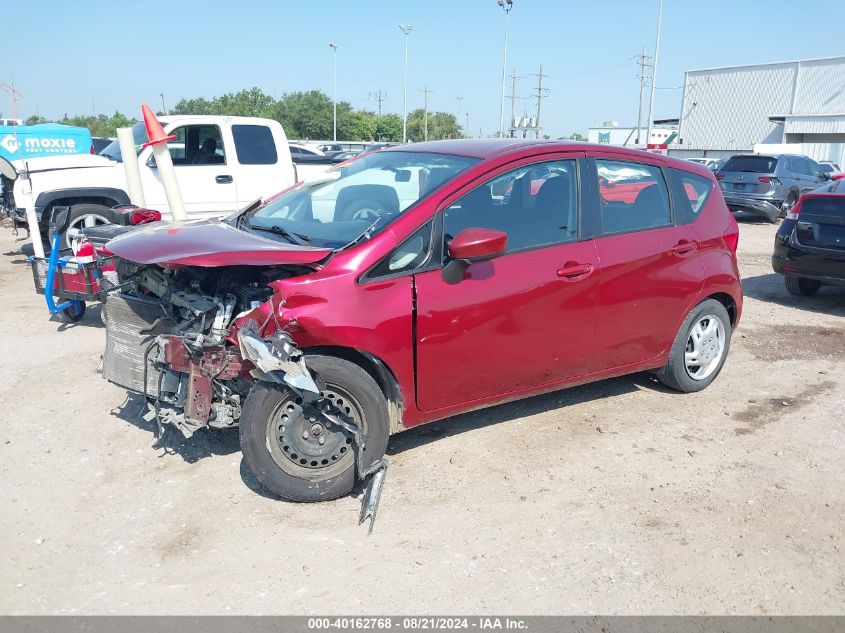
top-left (232, 125), bottom-right (278, 165)
top-left (669, 169), bottom-right (713, 224)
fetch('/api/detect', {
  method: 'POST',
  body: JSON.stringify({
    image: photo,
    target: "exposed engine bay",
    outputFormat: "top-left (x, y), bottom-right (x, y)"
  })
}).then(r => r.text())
top-left (101, 263), bottom-right (313, 438)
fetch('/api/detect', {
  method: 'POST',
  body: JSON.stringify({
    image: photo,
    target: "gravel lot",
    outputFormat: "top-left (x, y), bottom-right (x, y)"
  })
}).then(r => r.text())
top-left (1, 216), bottom-right (843, 615)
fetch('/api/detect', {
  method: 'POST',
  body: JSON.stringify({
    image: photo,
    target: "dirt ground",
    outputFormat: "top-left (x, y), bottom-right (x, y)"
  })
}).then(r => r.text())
top-left (0, 215), bottom-right (842, 615)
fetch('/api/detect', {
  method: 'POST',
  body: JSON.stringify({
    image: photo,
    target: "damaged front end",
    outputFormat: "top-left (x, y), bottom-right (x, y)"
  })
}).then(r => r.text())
top-left (100, 258), bottom-right (388, 531)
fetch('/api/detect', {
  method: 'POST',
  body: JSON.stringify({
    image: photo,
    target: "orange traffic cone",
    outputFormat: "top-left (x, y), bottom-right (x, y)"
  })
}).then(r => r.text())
top-left (141, 103), bottom-right (175, 147)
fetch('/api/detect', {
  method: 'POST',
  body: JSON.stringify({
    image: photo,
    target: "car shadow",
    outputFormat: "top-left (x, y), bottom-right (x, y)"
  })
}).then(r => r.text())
top-left (743, 272), bottom-right (845, 316)
top-left (55, 302), bottom-right (106, 330)
top-left (734, 211), bottom-right (776, 225)
top-left (110, 392), bottom-right (240, 463)
top-left (386, 371), bottom-right (667, 456)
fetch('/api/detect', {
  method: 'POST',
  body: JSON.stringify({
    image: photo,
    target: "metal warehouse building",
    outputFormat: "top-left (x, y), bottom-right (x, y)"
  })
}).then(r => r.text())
top-left (670, 55), bottom-right (845, 166)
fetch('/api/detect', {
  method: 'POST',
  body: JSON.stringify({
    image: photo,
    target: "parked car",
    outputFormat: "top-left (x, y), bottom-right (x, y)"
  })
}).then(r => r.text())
top-left (716, 154), bottom-right (830, 223)
top-left (820, 161), bottom-right (841, 172)
top-left (10, 115), bottom-right (295, 244)
top-left (330, 150), bottom-right (363, 162)
top-left (772, 178), bottom-right (845, 295)
top-left (102, 139), bottom-right (742, 505)
top-left (687, 157), bottom-right (724, 172)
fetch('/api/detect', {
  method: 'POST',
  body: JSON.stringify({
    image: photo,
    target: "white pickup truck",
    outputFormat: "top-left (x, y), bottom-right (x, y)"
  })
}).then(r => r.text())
top-left (11, 115), bottom-right (303, 239)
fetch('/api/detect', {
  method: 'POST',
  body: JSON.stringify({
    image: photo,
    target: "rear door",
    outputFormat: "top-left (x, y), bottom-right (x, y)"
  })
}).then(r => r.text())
top-left (414, 153), bottom-right (599, 411)
top-left (230, 123), bottom-right (288, 204)
top-left (587, 154), bottom-right (704, 371)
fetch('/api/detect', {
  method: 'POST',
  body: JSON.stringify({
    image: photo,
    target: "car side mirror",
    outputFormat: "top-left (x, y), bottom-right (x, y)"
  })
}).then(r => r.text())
top-left (442, 228), bottom-right (507, 285)
top-left (820, 171), bottom-right (832, 181)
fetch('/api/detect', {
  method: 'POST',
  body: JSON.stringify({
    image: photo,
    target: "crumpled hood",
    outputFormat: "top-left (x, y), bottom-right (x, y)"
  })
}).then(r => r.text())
top-left (106, 218), bottom-right (333, 267)
top-left (15, 153), bottom-right (117, 173)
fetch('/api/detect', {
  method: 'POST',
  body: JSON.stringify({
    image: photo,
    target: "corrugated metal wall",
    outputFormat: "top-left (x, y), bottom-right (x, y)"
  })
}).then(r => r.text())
top-left (677, 56), bottom-right (845, 152)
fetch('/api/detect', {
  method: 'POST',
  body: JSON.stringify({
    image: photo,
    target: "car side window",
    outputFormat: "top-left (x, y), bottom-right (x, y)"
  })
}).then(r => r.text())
top-left (669, 168), bottom-right (712, 224)
top-left (166, 124), bottom-right (225, 166)
top-left (595, 159), bottom-right (671, 234)
top-left (367, 221), bottom-right (434, 280)
top-left (232, 125), bottom-right (277, 165)
top-left (443, 159), bottom-right (578, 254)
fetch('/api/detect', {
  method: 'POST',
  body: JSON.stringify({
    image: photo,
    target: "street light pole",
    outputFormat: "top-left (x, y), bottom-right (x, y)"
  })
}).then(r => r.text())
top-left (645, 0), bottom-right (663, 148)
top-left (329, 43), bottom-right (338, 142)
top-left (497, 0), bottom-right (514, 138)
top-left (399, 24), bottom-right (413, 143)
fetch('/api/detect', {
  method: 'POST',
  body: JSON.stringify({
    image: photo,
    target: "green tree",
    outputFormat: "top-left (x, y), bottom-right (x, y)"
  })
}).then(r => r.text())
top-left (564, 132), bottom-right (586, 141)
top-left (406, 109), bottom-right (461, 142)
top-left (374, 113), bottom-right (403, 142)
top-left (339, 110), bottom-right (377, 141)
top-left (25, 115), bottom-right (48, 125)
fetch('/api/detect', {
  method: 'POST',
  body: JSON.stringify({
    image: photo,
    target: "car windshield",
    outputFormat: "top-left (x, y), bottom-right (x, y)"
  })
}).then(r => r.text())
top-left (721, 155), bottom-right (778, 173)
top-left (99, 121), bottom-right (148, 161)
top-left (241, 150), bottom-right (478, 249)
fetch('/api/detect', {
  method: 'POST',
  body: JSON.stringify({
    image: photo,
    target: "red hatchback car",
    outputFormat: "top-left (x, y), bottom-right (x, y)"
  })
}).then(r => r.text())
top-left (104, 139), bottom-right (742, 506)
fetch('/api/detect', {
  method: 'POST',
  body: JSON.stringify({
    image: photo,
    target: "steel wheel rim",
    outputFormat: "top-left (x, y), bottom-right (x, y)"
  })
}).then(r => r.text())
top-left (265, 386), bottom-right (363, 477)
top-left (684, 314), bottom-right (725, 381)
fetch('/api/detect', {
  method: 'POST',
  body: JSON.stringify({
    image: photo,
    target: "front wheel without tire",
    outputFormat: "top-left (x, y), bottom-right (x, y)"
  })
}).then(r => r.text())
top-left (785, 275), bottom-right (821, 296)
top-left (239, 354), bottom-right (390, 502)
top-left (655, 299), bottom-right (732, 393)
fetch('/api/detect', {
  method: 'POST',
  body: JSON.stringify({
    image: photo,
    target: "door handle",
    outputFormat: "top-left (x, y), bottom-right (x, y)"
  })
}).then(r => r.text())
top-left (556, 262), bottom-right (593, 281)
top-left (671, 240), bottom-right (698, 255)
top-left (216, 175), bottom-right (233, 184)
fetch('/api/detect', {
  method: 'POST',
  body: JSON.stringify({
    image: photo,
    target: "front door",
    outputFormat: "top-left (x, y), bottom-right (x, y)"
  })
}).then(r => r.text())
top-left (140, 123), bottom-right (237, 220)
top-left (414, 156), bottom-right (600, 412)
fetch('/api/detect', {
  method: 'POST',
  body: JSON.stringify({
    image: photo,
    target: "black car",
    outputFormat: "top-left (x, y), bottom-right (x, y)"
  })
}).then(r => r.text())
top-left (772, 179), bottom-right (845, 295)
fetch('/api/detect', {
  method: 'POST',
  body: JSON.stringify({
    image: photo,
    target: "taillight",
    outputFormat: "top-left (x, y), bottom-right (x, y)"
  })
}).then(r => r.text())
top-left (90, 144), bottom-right (95, 154)
top-left (758, 176), bottom-right (780, 184)
top-left (725, 230), bottom-right (739, 253)
top-left (715, 174), bottom-right (724, 180)
top-left (786, 197), bottom-right (802, 221)
top-left (130, 209), bottom-right (162, 224)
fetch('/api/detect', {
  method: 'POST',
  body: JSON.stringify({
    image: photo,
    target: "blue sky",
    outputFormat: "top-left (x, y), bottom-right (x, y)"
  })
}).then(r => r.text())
top-left (5, 0), bottom-right (843, 138)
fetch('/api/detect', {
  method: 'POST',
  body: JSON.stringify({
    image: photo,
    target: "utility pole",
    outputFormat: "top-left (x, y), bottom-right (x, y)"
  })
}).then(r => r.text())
top-left (1, 83), bottom-right (22, 121)
top-left (456, 96), bottom-right (463, 137)
top-left (634, 48), bottom-right (652, 145)
top-left (370, 90), bottom-right (386, 116)
top-left (420, 85), bottom-right (433, 141)
top-left (160, 92), bottom-right (166, 114)
top-left (399, 24), bottom-right (413, 143)
top-left (530, 65), bottom-right (549, 139)
top-left (646, 0), bottom-right (663, 148)
top-left (511, 68), bottom-right (516, 133)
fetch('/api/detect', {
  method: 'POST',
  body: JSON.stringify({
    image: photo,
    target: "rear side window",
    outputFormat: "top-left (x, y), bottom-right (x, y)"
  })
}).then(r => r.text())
top-left (669, 169), bottom-right (713, 223)
top-left (595, 160), bottom-right (671, 234)
top-left (232, 125), bottom-right (278, 165)
top-left (722, 155), bottom-right (777, 173)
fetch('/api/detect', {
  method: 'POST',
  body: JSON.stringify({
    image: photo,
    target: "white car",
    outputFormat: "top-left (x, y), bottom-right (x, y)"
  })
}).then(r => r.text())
top-left (12, 115), bottom-right (296, 240)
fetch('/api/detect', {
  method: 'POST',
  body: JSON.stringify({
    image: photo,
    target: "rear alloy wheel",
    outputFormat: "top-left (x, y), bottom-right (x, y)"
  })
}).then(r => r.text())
top-left (655, 299), bottom-right (732, 393)
top-left (785, 275), bottom-right (821, 296)
top-left (240, 355), bottom-right (389, 502)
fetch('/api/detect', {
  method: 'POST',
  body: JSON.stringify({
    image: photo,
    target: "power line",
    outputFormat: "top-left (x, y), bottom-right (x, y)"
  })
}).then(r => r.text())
top-left (529, 65), bottom-right (550, 139)
top-left (370, 90), bottom-right (387, 116)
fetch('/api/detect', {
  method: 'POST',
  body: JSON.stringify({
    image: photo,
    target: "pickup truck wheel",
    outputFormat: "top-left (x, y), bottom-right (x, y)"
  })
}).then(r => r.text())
top-left (785, 275), bottom-right (821, 296)
top-left (62, 204), bottom-right (112, 247)
top-left (655, 299), bottom-right (731, 393)
top-left (240, 354), bottom-right (389, 502)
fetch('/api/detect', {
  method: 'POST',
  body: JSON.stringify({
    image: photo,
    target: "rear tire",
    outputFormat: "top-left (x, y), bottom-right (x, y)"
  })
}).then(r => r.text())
top-left (655, 299), bottom-right (732, 393)
top-left (785, 276), bottom-right (821, 296)
top-left (239, 354), bottom-right (389, 502)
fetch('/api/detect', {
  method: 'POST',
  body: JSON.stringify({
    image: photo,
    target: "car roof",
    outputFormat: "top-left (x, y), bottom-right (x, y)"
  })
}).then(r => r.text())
top-left (382, 139), bottom-right (711, 175)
